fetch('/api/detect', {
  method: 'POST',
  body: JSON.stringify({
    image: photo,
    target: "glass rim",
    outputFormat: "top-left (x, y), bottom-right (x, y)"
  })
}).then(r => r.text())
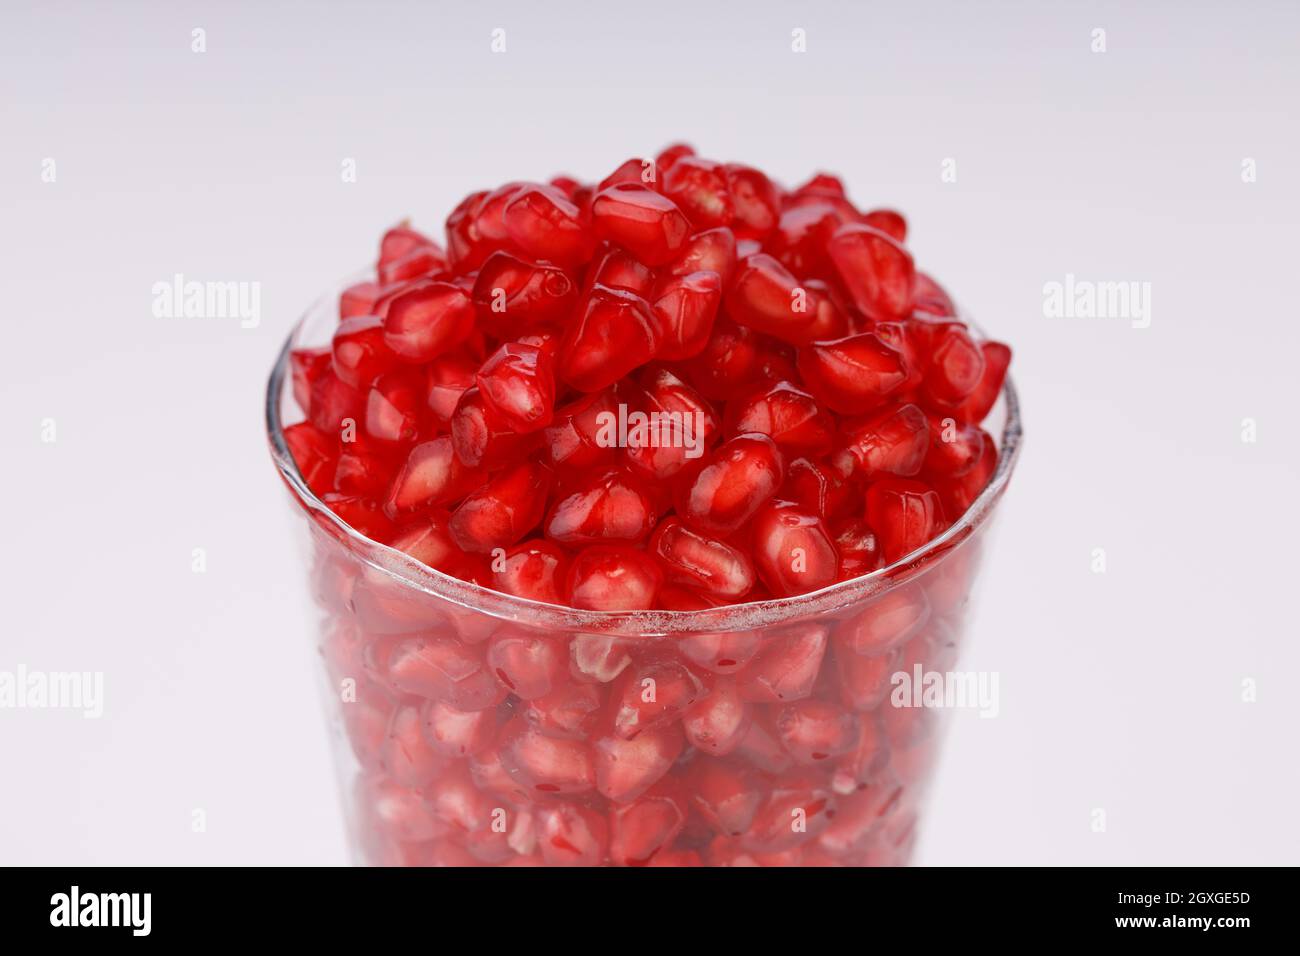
top-left (265, 280), bottom-right (1023, 636)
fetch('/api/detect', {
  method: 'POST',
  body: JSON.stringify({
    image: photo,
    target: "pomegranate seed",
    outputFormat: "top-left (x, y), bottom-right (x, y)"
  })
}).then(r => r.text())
top-left (450, 386), bottom-right (539, 470)
top-left (921, 322), bottom-right (985, 406)
top-left (830, 712), bottom-right (889, 793)
top-left (490, 538), bottom-right (570, 604)
top-left (663, 156), bottom-right (733, 229)
top-left (378, 244), bottom-right (447, 286)
top-left (725, 380), bottom-right (834, 456)
top-left (932, 435), bottom-right (997, 518)
top-left (449, 458), bottom-right (552, 553)
top-left (797, 332), bottom-right (910, 415)
top-left (334, 437), bottom-right (400, 496)
top-left (724, 164), bottom-right (781, 240)
top-left (623, 367), bottom-right (720, 481)
top-left (678, 628), bottom-right (763, 674)
top-left (543, 387), bottom-right (622, 473)
top-left (585, 242), bottom-right (656, 298)
top-left (650, 270), bottom-right (722, 360)
top-left (486, 626), bottom-right (568, 700)
top-left (741, 773), bottom-right (836, 853)
top-left (472, 250), bottom-right (578, 333)
top-left (912, 270), bottom-right (956, 316)
top-left (737, 623), bottom-right (829, 703)
top-left (598, 157), bottom-right (656, 192)
top-left (545, 467), bottom-right (658, 546)
top-left (865, 478), bottom-right (946, 564)
top-left (767, 201), bottom-right (851, 281)
top-left (750, 503), bottom-right (839, 597)
top-left (923, 413), bottom-right (986, 477)
top-left (558, 285), bottom-right (659, 392)
top-left (832, 402), bottom-right (929, 480)
top-left (952, 340), bottom-right (1011, 421)
top-left (422, 698), bottom-right (496, 758)
top-left (676, 318), bottom-right (764, 400)
top-left (816, 777), bottom-right (901, 858)
top-left (283, 421), bottom-right (336, 497)
top-left (526, 681), bottom-right (604, 739)
top-left (594, 724), bottom-right (684, 804)
top-left (781, 457), bottom-right (853, 521)
top-left (611, 658), bottom-right (705, 739)
top-left (380, 281), bottom-right (475, 363)
top-left (649, 517), bottom-right (755, 600)
top-left (668, 226), bottom-right (738, 284)
top-left (363, 368), bottom-right (423, 444)
top-left (423, 350), bottom-right (478, 423)
top-left (776, 700), bottom-right (859, 764)
top-left (835, 641), bottom-right (902, 712)
top-left (332, 315), bottom-right (399, 388)
top-left (655, 142), bottom-right (695, 173)
top-left (320, 492), bottom-right (393, 540)
top-left (500, 721), bottom-right (596, 795)
top-left (363, 777), bottom-right (442, 843)
top-left (340, 281), bottom-right (381, 319)
top-left (379, 636), bottom-right (504, 711)
top-left (502, 183), bottom-right (593, 267)
top-left (569, 632), bottom-right (634, 684)
top-left (475, 342), bottom-right (556, 434)
top-left (608, 785), bottom-right (688, 866)
top-left (689, 759), bottom-right (763, 836)
top-left (726, 253), bottom-right (820, 343)
top-left (379, 702), bottom-right (447, 788)
top-left (674, 433), bottom-right (785, 535)
top-left (537, 803), bottom-right (609, 866)
top-left (861, 209), bottom-right (907, 244)
top-left (681, 677), bottom-right (750, 755)
top-left (567, 544), bottom-right (662, 610)
top-left (591, 182), bottom-right (691, 266)
top-left (736, 714), bottom-right (795, 774)
top-left (833, 518), bottom-right (883, 579)
top-left (384, 436), bottom-right (482, 518)
top-left (827, 222), bottom-right (915, 319)
top-left (290, 347), bottom-right (331, 416)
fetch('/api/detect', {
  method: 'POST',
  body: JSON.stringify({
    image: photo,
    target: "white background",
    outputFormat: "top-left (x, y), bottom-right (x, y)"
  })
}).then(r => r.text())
top-left (2, 0), bottom-right (1297, 865)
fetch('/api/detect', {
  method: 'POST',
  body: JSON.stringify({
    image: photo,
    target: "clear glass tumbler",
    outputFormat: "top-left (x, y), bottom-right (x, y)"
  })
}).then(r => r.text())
top-left (266, 280), bottom-right (1022, 867)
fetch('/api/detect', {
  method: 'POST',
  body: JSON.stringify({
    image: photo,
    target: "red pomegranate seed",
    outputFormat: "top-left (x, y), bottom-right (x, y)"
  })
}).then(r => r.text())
top-left (384, 436), bottom-right (482, 518)
top-left (835, 642), bottom-right (902, 712)
top-left (952, 340), bottom-right (1011, 421)
top-left (543, 387), bottom-right (622, 473)
top-left (611, 658), bottom-right (705, 739)
top-left (776, 699), bottom-right (859, 765)
top-left (724, 164), bottom-right (781, 240)
top-left (475, 342), bottom-right (556, 434)
top-left (681, 677), bottom-right (750, 756)
top-left (623, 367), bottom-right (720, 481)
top-left (816, 776), bottom-right (901, 858)
top-left (448, 458), bottom-right (552, 553)
top-left (379, 701), bottom-right (447, 788)
top-left (663, 156), bottom-right (733, 229)
top-left (650, 270), bottom-right (722, 360)
top-left (750, 503), bottom-right (839, 597)
top-left (290, 346), bottom-right (331, 416)
top-left (500, 721), bottom-right (597, 795)
top-left (339, 281), bottom-right (381, 319)
top-left (861, 208), bottom-right (907, 244)
top-left (598, 157), bottom-right (656, 192)
top-left (537, 803), bottom-right (609, 867)
top-left (781, 457), bottom-right (853, 521)
top-left (383, 511), bottom-right (465, 571)
top-left (725, 380), bottom-right (835, 456)
top-left (726, 253), bottom-right (821, 343)
top-left (676, 318), bottom-right (764, 400)
top-left (568, 632), bottom-right (634, 684)
top-left (332, 315), bottom-right (399, 388)
top-left (363, 368), bottom-right (423, 444)
top-left (585, 242), bottom-right (657, 298)
top-left (450, 386), bottom-right (539, 470)
top-left (736, 714), bottom-right (795, 774)
top-left (608, 784), bottom-right (688, 866)
top-left (830, 712), bottom-right (889, 792)
top-left (832, 402), bottom-right (929, 480)
top-left (545, 467), bottom-right (658, 546)
top-left (363, 778), bottom-right (443, 843)
top-left (923, 413), bottom-right (986, 477)
top-left (912, 270), bottom-right (956, 316)
top-left (674, 433), bottom-right (785, 535)
top-left (472, 250), bottom-right (578, 333)
top-left (932, 434), bottom-right (997, 517)
top-left (655, 142), bottom-right (695, 174)
top-left (378, 243), bottom-right (448, 286)
top-left (320, 492), bottom-right (393, 540)
top-left (833, 518), bottom-right (883, 579)
top-left (424, 350), bottom-right (478, 423)
top-left (668, 226), bottom-right (738, 284)
top-left (379, 281), bottom-right (475, 364)
top-left (865, 478), bottom-right (947, 564)
top-left (741, 773), bottom-right (836, 853)
top-left (594, 724), bottom-right (684, 804)
top-left (921, 322), bottom-right (985, 406)
top-left (767, 201), bottom-right (851, 281)
top-left (797, 332), bottom-right (910, 415)
top-left (283, 421), bottom-right (336, 497)
top-left (678, 628), bottom-right (763, 673)
top-left (526, 681), bottom-right (603, 739)
top-left (333, 437), bottom-right (400, 496)
top-left (558, 285), bottom-right (659, 392)
top-left (566, 544), bottom-right (663, 610)
top-left (649, 517), bottom-right (755, 600)
top-left (737, 623), bottom-right (829, 703)
top-left (380, 636), bottom-right (505, 711)
top-left (486, 626), bottom-right (568, 700)
top-left (591, 182), bottom-right (691, 266)
top-left (491, 539), bottom-right (570, 604)
top-left (422, 698), bottom-right (497, 759)
top-left (502, 183), bottom-right (593, 267)
top-left (827, 222), bottom-right (915, 319)
top-left (689, 759), bottom-right (763, 836)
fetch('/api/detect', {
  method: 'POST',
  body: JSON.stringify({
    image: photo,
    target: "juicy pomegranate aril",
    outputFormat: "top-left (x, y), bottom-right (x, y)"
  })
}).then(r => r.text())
top-left (285, 142), bottom-right (1016, 868)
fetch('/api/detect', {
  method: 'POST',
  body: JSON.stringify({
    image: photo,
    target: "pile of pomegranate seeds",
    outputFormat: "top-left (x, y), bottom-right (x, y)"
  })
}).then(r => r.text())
top-left (285, 144), bottom-right (1011, 611)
